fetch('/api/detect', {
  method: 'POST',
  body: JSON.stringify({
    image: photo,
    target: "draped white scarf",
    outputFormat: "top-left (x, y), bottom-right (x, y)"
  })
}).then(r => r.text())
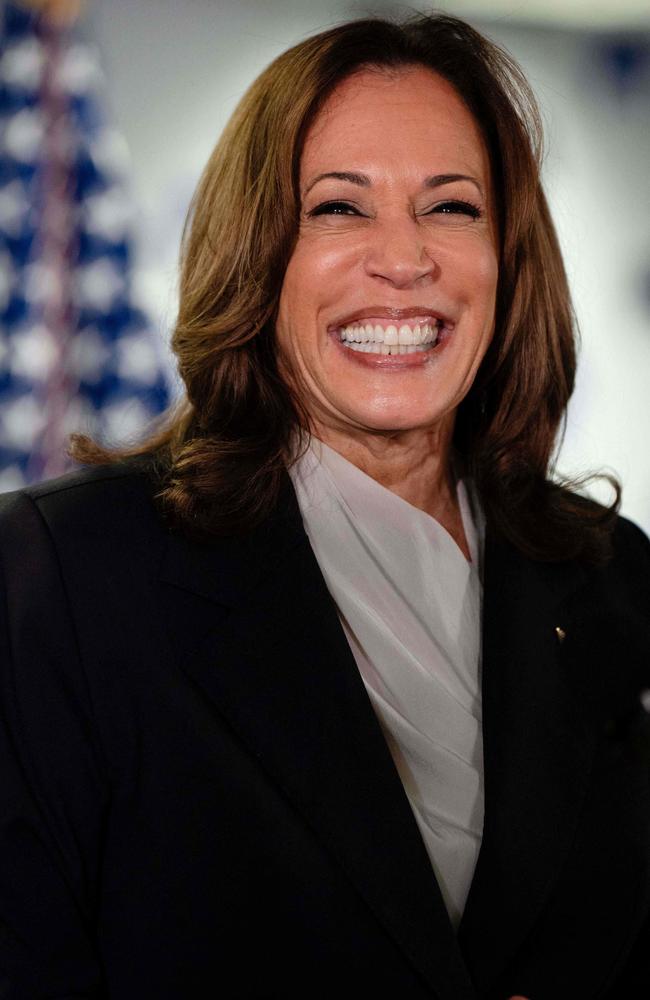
top-left (289, 439), bottom-right (484, 928)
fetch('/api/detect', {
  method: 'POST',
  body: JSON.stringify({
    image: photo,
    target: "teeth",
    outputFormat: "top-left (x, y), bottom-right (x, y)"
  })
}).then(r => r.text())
top-left (339, 319), bottom-right (441, 354)
top-left (345, 342), bottom-right (428, 356)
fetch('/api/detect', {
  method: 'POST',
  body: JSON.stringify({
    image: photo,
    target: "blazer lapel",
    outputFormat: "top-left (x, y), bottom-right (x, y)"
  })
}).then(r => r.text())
top-left (158, 479), bottom-right (476, 1000)
top-left (458, 527), bottom-right (596, 991)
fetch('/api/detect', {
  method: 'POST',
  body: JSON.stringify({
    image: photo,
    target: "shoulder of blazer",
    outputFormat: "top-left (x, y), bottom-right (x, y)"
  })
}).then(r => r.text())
top-left (484, 509), bottom-right (650, 630)
top-left (563, 513), bottom-right (650, 713)
top-left (559, 512), bottom-right (650, 646)
top-left (0, 462), bottom-right (308, 604)
top-left (0, 461), bottom-right (167, 578)
top-left (484, 510), bottom-right (650, 702)
top-left (604, 512), bottom-right (650, 601)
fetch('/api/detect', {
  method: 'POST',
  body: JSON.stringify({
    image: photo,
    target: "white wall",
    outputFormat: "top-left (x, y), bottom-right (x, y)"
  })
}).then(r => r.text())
top-left (90, 0), bottom-right (650, 531)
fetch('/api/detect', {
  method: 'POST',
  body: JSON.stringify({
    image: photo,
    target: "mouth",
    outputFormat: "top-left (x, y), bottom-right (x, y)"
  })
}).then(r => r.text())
top-left (338, 318), bottom-right (443, 355)
top-left (329, 309), bottom-right (455, 358)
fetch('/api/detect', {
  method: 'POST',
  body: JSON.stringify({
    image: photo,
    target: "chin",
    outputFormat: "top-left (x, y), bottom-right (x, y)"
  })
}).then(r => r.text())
top-left (336, 404), bottom-right (451, 436)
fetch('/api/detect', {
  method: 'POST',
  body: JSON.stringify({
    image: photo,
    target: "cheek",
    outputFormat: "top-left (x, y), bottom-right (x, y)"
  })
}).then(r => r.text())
top-left (275, 257), bottom-right (322, 368)
top-left (458, 247), bottom-right (499, 333)
top-left (474, 233), bottom-right (499, 288)
top-left (457, 238), bottom-right (498, 293)
top-left (285, 232), bottom-right (365, 296)
top-left (278, 252), bottom-right (317, 336)
top-left (277, 239), bottom-right (358, 350)
top-left (479, 248), bottom-right (499, 297)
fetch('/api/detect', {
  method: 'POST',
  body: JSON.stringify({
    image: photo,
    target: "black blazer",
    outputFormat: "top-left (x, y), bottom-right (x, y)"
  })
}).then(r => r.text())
top-left (0, 462), bottom-right (649, 1000)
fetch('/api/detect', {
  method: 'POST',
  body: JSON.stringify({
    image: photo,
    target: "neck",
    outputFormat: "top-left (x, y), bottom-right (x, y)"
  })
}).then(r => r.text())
top-left (312, 419), bottom-right (471, 560)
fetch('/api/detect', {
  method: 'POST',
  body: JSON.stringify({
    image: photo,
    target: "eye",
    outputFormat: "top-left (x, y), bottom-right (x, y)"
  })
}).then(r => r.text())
top-left (429, 200), bottom-right (482, 220)
top-left (307, 200), bottom-right (361, 217)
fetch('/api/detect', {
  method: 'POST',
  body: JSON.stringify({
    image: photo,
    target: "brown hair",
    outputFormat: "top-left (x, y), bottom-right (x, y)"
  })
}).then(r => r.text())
top-left (72, 12), bottom-right (619, 563)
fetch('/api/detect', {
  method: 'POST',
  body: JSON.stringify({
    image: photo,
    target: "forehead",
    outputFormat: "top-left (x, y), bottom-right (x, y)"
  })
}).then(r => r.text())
top-left (300, 65), bottom-right (490, 184)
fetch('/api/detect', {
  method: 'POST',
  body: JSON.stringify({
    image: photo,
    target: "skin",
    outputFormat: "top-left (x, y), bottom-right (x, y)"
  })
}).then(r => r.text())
top-left (276, 66), bottom-right (498, 558)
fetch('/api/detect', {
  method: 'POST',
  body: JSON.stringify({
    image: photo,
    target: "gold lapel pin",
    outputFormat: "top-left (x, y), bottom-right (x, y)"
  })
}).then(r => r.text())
top-left (555, 626), bottom-right (566, 644)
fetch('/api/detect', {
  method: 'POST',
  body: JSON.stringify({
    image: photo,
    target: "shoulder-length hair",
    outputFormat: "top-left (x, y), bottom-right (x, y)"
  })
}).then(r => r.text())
top-left (73, 12), bottom-right (619, 563)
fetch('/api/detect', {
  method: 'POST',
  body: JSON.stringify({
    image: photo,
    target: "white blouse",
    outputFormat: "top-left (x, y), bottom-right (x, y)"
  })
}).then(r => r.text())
top-left (289, 439), bottom-right (485, 929)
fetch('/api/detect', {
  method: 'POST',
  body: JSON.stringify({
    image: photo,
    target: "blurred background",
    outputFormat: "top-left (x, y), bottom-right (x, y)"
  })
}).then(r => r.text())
top-left (1, 0), bottom-right (649, 531)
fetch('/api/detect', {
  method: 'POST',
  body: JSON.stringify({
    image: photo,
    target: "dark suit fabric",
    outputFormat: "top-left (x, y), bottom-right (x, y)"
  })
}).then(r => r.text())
top-left (0, 463), bottom-right (649, 1000)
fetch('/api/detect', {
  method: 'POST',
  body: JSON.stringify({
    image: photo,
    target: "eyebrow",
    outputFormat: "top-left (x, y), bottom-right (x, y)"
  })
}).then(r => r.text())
top-left (304, 171), bottom-right (484, 197)
top-left (304, 171), bottom-right (370, 194)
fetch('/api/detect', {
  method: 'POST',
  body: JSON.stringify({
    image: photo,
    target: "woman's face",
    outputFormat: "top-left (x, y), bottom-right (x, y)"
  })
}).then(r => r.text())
top-left (275, 66), bottom-right (498, 443)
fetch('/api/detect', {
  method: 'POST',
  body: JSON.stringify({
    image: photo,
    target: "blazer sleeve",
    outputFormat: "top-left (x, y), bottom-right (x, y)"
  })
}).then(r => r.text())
top-left (0, 491), bottom-right (109, 999)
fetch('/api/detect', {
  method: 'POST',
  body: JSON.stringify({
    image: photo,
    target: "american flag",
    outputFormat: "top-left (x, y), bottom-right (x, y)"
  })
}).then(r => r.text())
top-left (0, 1), bottom-right (171, 490)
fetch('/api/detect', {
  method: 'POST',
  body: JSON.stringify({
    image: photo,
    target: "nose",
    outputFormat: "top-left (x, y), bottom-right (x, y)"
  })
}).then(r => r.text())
top-left (364, 218), bottom-right (437, 288)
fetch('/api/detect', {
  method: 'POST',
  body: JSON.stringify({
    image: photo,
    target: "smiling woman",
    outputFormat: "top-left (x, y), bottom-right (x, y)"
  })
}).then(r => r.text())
top-left (1, 12), bottom-right (650, 1000)
top-left (276, 66), bottom-right (498, 556)
top-left (71, 14), bottom-right (609, 562)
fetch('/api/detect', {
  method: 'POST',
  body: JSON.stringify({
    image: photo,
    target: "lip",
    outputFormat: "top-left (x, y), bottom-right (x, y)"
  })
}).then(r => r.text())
top-left (327, 305), bottom-right (455, 331)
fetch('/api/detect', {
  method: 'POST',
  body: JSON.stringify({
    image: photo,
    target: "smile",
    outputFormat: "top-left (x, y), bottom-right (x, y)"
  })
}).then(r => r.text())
top-left (338, 320), bottom-right (442, 356)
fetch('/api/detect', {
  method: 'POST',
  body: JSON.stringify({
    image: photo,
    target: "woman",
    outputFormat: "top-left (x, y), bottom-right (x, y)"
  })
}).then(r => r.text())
top-left (1, 13), bottom-right (649, 1000)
